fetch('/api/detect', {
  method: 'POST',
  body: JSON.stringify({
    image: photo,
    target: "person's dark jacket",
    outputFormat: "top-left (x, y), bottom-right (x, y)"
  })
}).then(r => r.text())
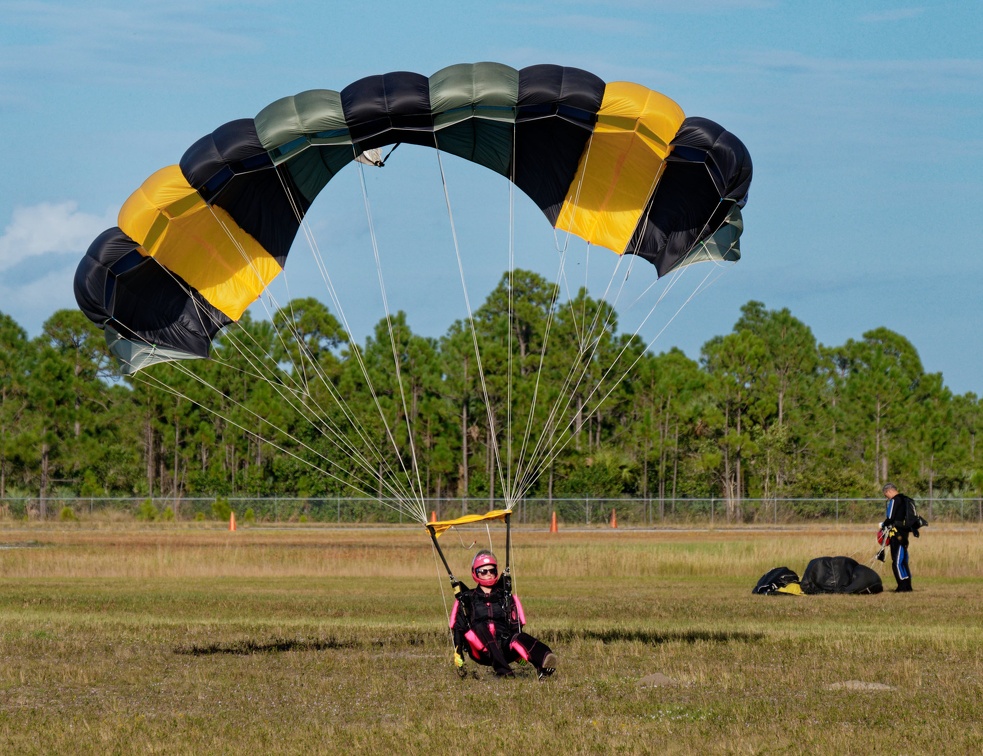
top-left (450, 581), bottom-right (523, 651)
top-left (884, 493), bottom-right (915, 533)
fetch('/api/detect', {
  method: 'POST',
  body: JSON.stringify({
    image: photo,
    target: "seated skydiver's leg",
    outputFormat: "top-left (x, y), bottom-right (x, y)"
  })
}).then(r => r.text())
top-left (509, 632), bottom-right (557, 676)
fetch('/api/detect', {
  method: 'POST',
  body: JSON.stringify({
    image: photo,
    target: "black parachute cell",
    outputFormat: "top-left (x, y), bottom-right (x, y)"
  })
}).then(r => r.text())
top-left (341, 71), bottom-right (435, 149)
top-left (74, 227), bottom-right (228, 360)
top-left (514, 65), bottom-right (604, 225)
top-left (630, 117), bottom-right (753, 275)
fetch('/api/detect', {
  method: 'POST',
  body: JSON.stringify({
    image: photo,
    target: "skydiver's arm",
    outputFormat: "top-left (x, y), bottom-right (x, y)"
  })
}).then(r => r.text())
top-left (450, 593), bottom-right (471, 650)
top-left (513, 595), bottom-right (526, 629)
top-left (883, 498), bottom-right (896, 527)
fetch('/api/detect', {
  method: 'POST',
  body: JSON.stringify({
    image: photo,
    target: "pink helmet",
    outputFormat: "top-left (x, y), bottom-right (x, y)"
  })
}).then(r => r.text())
top-left (471, 551), bottom-right (499, 587)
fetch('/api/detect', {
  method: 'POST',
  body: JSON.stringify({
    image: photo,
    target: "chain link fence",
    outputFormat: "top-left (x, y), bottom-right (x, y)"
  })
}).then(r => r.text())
top-left (3, 495), bottom-right (981, 526)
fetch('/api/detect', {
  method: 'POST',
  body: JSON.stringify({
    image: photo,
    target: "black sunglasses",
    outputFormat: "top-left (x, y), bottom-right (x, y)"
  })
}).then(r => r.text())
top-left (475, 566), bottom-right (498, 576)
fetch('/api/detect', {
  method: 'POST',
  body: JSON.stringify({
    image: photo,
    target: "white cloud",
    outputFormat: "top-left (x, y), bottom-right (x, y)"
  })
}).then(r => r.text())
top-left (0, 263), bottom-right (78, 335)
top-left (0, 201), bottom-right (115, 271)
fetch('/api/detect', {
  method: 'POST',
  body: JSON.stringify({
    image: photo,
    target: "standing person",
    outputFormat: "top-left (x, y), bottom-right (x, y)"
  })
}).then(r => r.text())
top-left (880, 483), bottom-right (914, 592)
top-left (450, 550), bottom-right (557, 678)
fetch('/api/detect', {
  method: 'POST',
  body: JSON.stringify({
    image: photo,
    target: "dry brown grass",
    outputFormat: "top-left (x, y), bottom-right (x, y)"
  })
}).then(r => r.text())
top-left (1, 524), bottom-right (981, 754)
top-left (1, 522), bottom-right (978, 578)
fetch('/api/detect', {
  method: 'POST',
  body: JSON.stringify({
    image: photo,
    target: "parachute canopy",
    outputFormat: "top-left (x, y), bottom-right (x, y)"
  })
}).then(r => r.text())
top-left (754, 558), bottom-right (883, 596)
top-left (800, 556), bottom-right (883, 595)
top-left (75, 62), bottom-right (752, 373)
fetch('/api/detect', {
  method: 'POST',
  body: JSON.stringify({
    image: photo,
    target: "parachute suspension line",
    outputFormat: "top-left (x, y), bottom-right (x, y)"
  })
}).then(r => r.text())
top-left (510, 254), bottom-right (567, 501)
top-left (506, 164), bottom-right (515, 503)
top-left (512, 260), bottom-right (659, 498)
top-left (548, 124), bottom-right (595, 352)
top-left (352, 157), bottom-right (429, 516)
top-left (271, 164), bottom-right (424, 504)
top-left (508, 129), bottom-right (629, 499)
top-left (154, 354), bottom-right (418, 505)
top-left (501, 119), bottom-right (590, 506)
top-left (199, 192), bottom-right (427, 520)
top-left (272, 156), bottom-right (429, 521)
top-left (637, 263), bottom-right (730, 347)
top-left (201, 340), bottom-right (421, 508)
top-left (119, 208), bottom-right (341, 431)
top-left (211, 325), bottom-right (424, 518)
top-left (129, 366), bottom-right (407, 502)
top-left (528, 265), bottom-right (729, 486)
top-left (429, 537), bottom-right (457, 651)
top-left (380, 142), bottom-right (401, 165)
top-left (508, 135), bottom-right (733, 495)
top-left (520, 261), bottom-right (657, 482)
top-left (148, 168), bottom-right (426, 523)
top-left (553, 120), bottom-right (668, 364)
top-left (199, 201), bottom-right (339, 410)
top-left (433, 148), bottom-right (509, 505)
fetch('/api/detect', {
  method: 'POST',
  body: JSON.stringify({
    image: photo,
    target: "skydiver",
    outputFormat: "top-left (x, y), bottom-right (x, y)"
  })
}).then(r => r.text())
top-left (879, 483), bottom-right (915, 592)
top-left (450, 550), bottom-right (557, 679)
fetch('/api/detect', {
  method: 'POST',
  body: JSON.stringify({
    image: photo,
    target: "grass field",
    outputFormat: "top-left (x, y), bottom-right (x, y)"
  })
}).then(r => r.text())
top-left (1, 522), bottom-right (981, 754)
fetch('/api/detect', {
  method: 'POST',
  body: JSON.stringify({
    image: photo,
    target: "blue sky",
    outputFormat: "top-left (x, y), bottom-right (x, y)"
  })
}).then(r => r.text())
top-left (1, 1), bottom-right (982, 393)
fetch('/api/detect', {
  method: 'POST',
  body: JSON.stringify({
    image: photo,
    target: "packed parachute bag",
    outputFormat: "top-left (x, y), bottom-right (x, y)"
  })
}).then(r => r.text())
top-left (904, 498), bottom-right (930, 537)
top-left (752, 566), bottom-right (803, 595)
top-left (799, 556), bottom-right (883, 595)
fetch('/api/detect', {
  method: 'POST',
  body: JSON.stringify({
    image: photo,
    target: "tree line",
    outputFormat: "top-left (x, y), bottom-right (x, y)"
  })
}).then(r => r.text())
top-left (2, 269), bottom-right (981, 518)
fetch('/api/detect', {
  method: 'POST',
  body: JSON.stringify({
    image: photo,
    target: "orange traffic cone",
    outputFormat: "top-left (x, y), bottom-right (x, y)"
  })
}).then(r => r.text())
top-left (430, 510), bottom-right (437, 522)
top-left (229, 511), bottom-right (236, 531)
top-left (610, 508), bottom-right (617, 529)
top-left (549, 511), bottom-right (558, 533)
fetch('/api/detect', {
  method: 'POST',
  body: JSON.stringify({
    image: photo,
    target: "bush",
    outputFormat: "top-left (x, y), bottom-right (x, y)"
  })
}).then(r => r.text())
top-left (160, 506), bottom-right (175, 521)
top-left (137, 499), bottom-right (158, 522)
top-left (243, 508), bottom-right (256, 524)
top-left (212, 497), bottom-right (232, 521)
top-left (194, 512), bottom-right (206, 521)
top-left (59, 506), bottom-right (78, 522)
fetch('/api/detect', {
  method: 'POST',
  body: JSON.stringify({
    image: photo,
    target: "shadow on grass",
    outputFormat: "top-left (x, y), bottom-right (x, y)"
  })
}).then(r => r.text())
top-left (176, 637), bottom-right (359, 656)
top-left (176, 627), bottom-right (762, 656)
top-left (174, 632), bottom-right (441, 656)
top-left (547, 628), bottom-right (764, 645)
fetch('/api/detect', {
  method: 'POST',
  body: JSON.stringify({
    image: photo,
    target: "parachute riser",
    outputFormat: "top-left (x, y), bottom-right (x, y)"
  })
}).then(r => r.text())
top-left (501, 511), bottom-right (520, 630)
top-left (427, 523), bottom-right (461, 589)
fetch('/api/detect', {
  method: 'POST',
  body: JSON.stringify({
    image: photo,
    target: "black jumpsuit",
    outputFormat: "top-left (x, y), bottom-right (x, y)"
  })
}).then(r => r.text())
top-left (450, 581), bottom-right (553, 676)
